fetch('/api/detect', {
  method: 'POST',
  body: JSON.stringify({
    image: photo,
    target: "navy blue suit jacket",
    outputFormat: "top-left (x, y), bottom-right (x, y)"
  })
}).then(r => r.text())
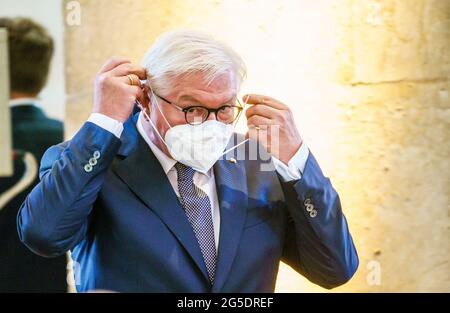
top-left (17, 114), bottom-right (358, 292)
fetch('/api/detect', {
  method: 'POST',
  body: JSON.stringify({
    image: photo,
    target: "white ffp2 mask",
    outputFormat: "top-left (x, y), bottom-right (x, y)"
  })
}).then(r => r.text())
top-left (164, 120), bottom-right (234, 173)
top-left (140, 89), bottom-right (247, 174)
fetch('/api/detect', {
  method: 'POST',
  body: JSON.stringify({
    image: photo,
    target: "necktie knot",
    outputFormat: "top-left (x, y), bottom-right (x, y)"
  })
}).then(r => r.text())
top-left (175, 162), bottom-right (195, 182)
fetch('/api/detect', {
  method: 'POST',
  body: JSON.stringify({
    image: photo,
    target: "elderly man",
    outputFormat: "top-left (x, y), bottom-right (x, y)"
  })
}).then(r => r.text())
top-left (18, 31), bottom-right (358, 292)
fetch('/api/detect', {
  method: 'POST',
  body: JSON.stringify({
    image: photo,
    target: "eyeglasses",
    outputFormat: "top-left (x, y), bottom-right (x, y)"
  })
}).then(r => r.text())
top-left (153, 93), bottom-right (244, 125)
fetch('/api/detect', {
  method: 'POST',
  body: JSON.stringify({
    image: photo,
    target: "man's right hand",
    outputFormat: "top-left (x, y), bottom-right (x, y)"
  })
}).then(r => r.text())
top-left (93, 57), bottom-right (147, 123)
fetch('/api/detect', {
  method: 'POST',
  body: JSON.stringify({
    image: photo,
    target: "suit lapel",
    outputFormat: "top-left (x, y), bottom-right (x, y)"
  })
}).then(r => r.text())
top-left (212, 149), bottom-right (249, 292)
top-left (112, 122), bottom-right (210, 283)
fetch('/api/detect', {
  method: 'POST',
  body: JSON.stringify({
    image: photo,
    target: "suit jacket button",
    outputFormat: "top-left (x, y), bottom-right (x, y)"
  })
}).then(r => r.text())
top-left (305, 203), bottom-right (314, 212)
top-left (84, 164), bottom-right (93, 173)
top-left (93, 150), bottom-right (101, 159)
top-left (309, 209), bottom-right (317, 218)
top-left (89, 157), bottom-right (98, 166)
top-left (304, 198), bottom-right (312, 205)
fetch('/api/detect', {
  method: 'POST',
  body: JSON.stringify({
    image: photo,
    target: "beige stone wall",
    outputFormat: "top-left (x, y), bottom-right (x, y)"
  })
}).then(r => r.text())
top-left (64, 0), bottom-right (449, 292)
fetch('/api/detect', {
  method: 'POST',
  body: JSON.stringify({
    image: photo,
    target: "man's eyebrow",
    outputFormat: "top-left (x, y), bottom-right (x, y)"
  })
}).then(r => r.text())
top-left (178, 95), bottom-right (202, 102)
top-left (177, 94), bottom-right (237, 106)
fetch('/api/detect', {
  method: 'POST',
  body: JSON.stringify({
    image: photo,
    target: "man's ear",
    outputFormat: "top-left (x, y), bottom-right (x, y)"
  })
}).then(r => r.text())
top-left (141, 84), bottom-right (151, 112)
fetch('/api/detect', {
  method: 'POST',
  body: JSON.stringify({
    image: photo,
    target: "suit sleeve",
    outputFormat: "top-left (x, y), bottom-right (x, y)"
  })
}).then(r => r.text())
top-left (280, 153), bottom-right (359, 289)
top-left (17, 122), bottom-right (121, 258)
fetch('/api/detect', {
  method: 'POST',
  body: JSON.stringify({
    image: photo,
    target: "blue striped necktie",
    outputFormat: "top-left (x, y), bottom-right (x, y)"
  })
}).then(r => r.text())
top-left (174, 162), bottom-right (217, 283)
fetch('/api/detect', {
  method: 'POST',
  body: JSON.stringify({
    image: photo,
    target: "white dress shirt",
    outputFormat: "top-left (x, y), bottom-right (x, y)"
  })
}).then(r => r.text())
top-left (87, 112), bottom-right (310, 251)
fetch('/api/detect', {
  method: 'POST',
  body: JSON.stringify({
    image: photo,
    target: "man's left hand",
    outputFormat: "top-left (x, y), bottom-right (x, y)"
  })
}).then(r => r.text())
top-left (244, 94), bottom-right (303, 165)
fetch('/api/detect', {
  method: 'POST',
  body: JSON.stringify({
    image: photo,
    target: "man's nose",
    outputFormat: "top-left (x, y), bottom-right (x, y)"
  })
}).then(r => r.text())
top-left (206, 111), bottom-right (217, 121)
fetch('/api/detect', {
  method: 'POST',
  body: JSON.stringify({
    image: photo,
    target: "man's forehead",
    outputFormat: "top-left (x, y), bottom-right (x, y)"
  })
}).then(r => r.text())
top-left (170, 72), bottom-right (237, 100)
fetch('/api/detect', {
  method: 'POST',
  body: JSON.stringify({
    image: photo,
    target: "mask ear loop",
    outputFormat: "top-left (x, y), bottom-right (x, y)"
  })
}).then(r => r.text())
top-left (148, 85), bottom-right (173, 129)
top-left (221, 94), bottom-right (251, 156)
top-left (135, 79), bottom-right (151, 121)
top-left (135, 81), bottom-right (171, 147)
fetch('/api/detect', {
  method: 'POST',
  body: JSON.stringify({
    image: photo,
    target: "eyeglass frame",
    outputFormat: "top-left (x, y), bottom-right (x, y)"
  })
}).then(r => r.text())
top-left (152, 92), bottom-right (245, 125)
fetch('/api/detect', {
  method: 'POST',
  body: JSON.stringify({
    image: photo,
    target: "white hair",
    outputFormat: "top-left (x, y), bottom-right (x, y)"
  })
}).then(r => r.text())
top-left (141, 30), bottom-right (247, 95)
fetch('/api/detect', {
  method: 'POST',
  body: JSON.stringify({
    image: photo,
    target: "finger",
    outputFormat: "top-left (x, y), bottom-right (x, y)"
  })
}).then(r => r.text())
top-left (127, 84), bottom-right (143, 97)
top-left (245, 104), bottom-right (281, 120)
top-left (246, 127), bottom-right (258, 142)
top-left (247, 114), bottom-right (273, 127)
top-left (120, 85), bottom-right (146, 111)
top-left (243, 93), bottom-right (277, 105)
top-left (118, 86), bottom-right (133, 103)
top-left (246, 123), bottom-right (270, 149)
top-left (118, 73), bottom-right (142, 87)
top-left (243, 94), bottom-right (286, 110)
top-left (109, 63), bottom-right (147, 80)
top-left (98, 57), bottom-right (130, 73)
top-left (242, 94), bottom-right (251, 105)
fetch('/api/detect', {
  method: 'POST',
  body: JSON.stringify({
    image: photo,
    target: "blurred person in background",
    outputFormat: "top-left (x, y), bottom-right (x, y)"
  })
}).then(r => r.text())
top-left (0, 17), bottom-right (66, 292)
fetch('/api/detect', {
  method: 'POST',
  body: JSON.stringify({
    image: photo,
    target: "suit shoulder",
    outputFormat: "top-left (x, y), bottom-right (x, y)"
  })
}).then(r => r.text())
top-left (14, 116), bottom-right (64, 136)
top-left (45, 117), bottom-right (64, 128)
top-left (38, 116), bottom-right (64, 133)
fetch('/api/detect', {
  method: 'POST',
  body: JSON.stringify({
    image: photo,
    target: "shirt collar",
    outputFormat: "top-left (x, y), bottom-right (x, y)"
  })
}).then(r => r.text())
top-left (9, 97), bottom-right (41, 108)
top-left (136, 112), bottom-right (176, 175)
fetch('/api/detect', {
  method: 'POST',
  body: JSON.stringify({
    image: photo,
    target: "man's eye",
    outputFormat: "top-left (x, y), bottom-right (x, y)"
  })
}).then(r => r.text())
top-left (186, 107), bottom-right (200, 113)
